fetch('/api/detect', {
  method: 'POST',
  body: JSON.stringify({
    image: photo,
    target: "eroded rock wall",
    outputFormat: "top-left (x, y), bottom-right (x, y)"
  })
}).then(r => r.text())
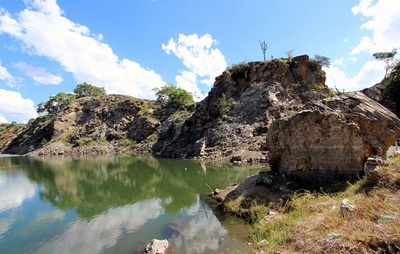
top-left (267, 92), bottom-right (400, 181)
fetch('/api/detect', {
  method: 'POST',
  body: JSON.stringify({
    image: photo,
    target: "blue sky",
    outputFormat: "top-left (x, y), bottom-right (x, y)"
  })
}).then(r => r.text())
top-left (0, 0), bottom-right (399, 123)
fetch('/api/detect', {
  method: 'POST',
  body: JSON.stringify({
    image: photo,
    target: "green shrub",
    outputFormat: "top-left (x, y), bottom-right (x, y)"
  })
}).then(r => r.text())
top-left (153, 83), bottom-right (195, 109)
top-left (144, 134), bottom-right (158, 142)
top-left (76, 137), bottom-right (94, 146)
top-left (229, 62), bottom-right (250, 79)
top-left (118, 138), bottom-right (137, 147)
top-left (217, 93), bottom-right (231, 119)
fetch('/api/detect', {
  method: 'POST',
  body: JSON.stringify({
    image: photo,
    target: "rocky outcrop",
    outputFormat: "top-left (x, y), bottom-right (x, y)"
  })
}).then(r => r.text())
top-left (154, 55), bottom-right (331, 161)
top-left (267, 92), bottom-right (400, 182)
top-left (3, 95), bottom-right (165, 155)
top-left (3, 54), bottom-right (399, 182)
top-left (362, 81), bottom-right (398, 117)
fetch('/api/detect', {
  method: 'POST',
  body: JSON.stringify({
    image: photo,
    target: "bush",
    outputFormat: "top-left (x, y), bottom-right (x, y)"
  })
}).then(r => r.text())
top-left (229, 63), bottom-right (250, 79)
top-left (73, 82), bottom-right (106, 98)
top-left (153, 83), bottom-right (195, 109)
top-left (118, 138), bottom-right (137, 147)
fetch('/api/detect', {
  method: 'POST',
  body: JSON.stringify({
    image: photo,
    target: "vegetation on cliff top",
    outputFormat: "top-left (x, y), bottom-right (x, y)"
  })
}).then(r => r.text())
top-left (37, 82), bottom-right (106, 116)
top-left (153, 83), bottom-right (195, 109)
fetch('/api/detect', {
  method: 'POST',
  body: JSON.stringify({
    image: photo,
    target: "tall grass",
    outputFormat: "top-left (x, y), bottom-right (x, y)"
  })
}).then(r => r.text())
top-left (243, 154), bottom-right (400, 253)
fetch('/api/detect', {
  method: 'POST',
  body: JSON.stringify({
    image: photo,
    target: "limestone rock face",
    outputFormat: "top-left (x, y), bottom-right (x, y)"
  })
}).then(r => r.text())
top-left (267, 92), bottom-right (400, 181)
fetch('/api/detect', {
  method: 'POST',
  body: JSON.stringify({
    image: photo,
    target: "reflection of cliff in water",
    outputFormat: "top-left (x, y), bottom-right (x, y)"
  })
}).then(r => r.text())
top-left (7, 155), bottom-right (260, 219)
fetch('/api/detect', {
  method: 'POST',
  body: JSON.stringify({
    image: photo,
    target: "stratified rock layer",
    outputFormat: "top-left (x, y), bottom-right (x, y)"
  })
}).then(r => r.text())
top-left (267, 92), bottom-right (400, 181)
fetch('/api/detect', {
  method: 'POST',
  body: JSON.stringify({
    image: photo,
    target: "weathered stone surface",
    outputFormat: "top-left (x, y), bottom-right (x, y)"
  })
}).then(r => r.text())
top-left (364, 156), bottom-right (382, 180)
top-left (267, 92), bottom-right (400, 181)
top-left (155, 56), bottom-right (331, 162)
top-left (4, 95), bottom-right (162, 155)
top-left (141, 239), bottom-right (169, 254)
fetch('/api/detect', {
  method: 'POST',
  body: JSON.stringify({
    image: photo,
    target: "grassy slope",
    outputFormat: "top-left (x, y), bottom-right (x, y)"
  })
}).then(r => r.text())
top-left (229, 155), bottom-right (400, 253)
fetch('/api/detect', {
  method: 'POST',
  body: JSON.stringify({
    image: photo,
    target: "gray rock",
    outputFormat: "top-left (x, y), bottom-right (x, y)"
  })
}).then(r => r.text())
top-left (142, 239), bottom-right (169, 254)
top-left (364, 156), bottom-right (382, 180)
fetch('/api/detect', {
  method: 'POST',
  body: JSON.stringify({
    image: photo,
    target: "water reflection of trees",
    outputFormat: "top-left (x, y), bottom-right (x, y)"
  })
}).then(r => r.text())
top-left (7, 156), bottom-right (259, 219)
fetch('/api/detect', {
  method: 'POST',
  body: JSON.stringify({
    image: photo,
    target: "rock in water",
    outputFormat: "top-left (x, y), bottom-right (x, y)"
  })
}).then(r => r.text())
top-left (141, 239), bottom-right (169, 254)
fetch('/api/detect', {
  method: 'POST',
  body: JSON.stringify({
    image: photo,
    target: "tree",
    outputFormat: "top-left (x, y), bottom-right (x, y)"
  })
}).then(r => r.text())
top-left (286, 49), bottom-right (294, 58)
top-left (384, 61), bottom-right (400, 115)
top-left (37, 92), bottom-right (76, 115)
top-left (259, 40), bottom-right (268, 61)
top-left (153, 84), bottom-right (194, 109)
top-left (373, 49), bottom-right (397, 78)
top-left (73, 82), bottom-right (106, 98)
top-left (313, 55), bottom-right (330, 68)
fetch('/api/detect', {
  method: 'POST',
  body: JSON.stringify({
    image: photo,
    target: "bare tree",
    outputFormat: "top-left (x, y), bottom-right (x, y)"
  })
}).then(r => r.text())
top-left (286, 49), bottom-right (294, 58)
top-left (259, 40), bottom-right (268, 61)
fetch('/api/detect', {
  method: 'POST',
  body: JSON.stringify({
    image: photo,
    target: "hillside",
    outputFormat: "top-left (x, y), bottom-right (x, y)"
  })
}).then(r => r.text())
top-left (2, 55), bottom-right (399, 170)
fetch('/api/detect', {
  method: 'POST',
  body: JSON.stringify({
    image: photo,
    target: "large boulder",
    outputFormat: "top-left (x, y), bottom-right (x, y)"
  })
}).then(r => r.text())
top-left (267, 92), bottom-right (400, 182)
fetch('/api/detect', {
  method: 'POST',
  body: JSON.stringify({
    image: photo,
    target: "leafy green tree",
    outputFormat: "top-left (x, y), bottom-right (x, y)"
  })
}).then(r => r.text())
top-left (373, 49), bottom-right (397, 78)
top-left (37, 92), bottom-right (76, 115)
top-left (313, 54), bottom-right (330, 67)
top-left (384, 61), bottom-right (400, 115)
top-left (153, 83), bottom-right (194, 108)
top-left (73, 82), bottom-right (106, 98)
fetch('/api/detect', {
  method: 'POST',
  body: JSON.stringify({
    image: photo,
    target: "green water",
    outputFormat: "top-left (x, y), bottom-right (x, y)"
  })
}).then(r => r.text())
top-left (0, 155), bottom-right (262, 253)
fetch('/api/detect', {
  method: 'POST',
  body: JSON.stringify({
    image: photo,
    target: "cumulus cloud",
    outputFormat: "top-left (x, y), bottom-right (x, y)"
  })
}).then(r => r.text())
top-left (169, 195), bottom-right (229, 253)
top-left (35, 198), bottom-right (165, 254)
top-left (0, 171), bottom-right (36, 212)
top-left (0, 62), bottom-right (22, 88)
top-left (325, 0), bottom-right (399, 92)
top-left (0, 0), bottom-right (165, 99)
top-left (162, 33), bottom-right (227, 101)
top-left (324, 60), bottom-right (385, 92)
top-left (0, 89), bottom-right (38, 123)
top-left (351, 0), bottom-right (400, 53)
top-left (13, 62), bottom-right (63, 85)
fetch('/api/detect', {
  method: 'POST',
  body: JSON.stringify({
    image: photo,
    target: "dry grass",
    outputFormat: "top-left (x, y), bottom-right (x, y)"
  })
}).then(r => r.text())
top-left (244, 156), bottom-right (400, 254)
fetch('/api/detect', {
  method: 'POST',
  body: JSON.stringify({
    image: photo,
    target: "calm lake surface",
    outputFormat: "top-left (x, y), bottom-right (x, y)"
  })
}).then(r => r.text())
top-left (0, 155), bottom-right (262, 254)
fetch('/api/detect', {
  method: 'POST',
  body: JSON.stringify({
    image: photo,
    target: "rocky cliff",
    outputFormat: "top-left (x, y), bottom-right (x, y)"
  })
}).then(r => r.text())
top-left (3, 95), bottom-right (170, 155)
top-left (3, 55), bottom-right (400, 181)
top-left (154, 55), bottom-right (333, 160)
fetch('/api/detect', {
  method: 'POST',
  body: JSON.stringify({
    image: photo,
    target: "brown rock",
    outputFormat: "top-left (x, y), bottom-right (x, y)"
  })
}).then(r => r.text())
top-left (267, 92), bottom-right (400, 182)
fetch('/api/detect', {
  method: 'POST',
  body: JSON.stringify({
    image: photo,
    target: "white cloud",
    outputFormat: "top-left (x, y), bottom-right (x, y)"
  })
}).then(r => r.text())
top-left (351, 36), bottom-right (373, 55)
top-left (0, 62), bottom-right (22, 88)
top-left (0, 116), bottom-right (7, 123)
top-left (175, 70), bottom-right (205, 101)
top-left (332, 57), bottom-right (357, 67)
top-left (351, 0), bottom-right (400, 54)
top-left (169, 195), bottom-right (228, 253)
top-left (0, 171), bottom-right (36, 212)
top-left (13, 61), bottom-right (63, 85)
top-left (324, 60), bottom-right (385, 92)
top-left (326, 0), bottom-right (399, 92)
top-left (162, 33), bottom-right (227, 101)
top-left (0, 0), bottom-right (165, 99)
top-left (0, 89), bottom-right (38, 123)
top-left (35, 198), bottom-right (165, 254)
